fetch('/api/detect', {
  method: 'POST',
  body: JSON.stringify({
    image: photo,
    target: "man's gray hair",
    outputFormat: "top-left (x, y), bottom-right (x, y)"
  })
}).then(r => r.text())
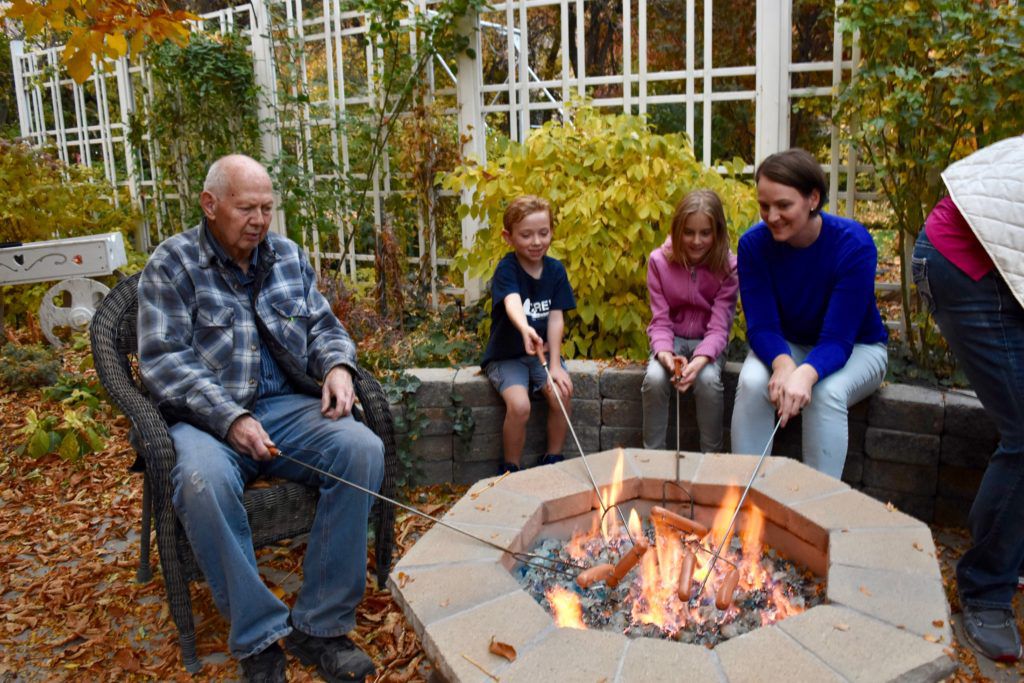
top-left (203, 154), bottom-right (268, 197)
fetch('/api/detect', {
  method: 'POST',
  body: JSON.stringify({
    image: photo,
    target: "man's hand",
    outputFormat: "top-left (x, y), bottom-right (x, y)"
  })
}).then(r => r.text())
top-left (227, 415), bottom-right (275, 461)
top-left (322, 365), bottom-right (355, 419)
top-left (677, 355), bottom-right (710, 393)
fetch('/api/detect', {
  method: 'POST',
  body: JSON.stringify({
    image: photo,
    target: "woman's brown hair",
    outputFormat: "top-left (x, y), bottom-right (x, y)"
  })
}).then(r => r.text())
top-left (668, 189), bottom-right (732, 276)
top-left (754, 148), bottom-right (828, 216)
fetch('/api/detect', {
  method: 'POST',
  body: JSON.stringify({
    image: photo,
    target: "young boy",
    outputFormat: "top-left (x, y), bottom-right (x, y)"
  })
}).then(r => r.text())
top-left (481, 195), bottom-right (576, 474)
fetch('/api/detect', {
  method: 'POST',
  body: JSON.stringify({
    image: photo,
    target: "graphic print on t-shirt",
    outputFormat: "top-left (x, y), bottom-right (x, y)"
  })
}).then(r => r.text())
top-left (522, 297), bottom-right (552, 321)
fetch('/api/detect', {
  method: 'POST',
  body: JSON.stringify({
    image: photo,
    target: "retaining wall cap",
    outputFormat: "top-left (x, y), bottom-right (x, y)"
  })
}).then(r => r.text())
top-left (868, 383), bottom-right (945, 433)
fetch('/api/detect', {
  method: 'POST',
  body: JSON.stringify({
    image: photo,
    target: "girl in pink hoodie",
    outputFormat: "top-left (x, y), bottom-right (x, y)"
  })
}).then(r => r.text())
top-left (641, 189), bottom-right (739, 452)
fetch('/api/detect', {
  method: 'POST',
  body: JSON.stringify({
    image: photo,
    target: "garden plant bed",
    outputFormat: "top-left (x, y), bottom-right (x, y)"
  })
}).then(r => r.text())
top-left (390, 448), bottom-right (956, 682)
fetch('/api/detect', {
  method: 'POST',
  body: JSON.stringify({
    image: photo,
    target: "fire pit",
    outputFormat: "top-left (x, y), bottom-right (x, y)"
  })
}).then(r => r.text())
top-left (390, 449), bottom-right (955, 682)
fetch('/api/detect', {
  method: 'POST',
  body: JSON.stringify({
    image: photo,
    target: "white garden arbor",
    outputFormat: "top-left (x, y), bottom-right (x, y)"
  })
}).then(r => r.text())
top-left (10, 0), bottom-right (866, 303)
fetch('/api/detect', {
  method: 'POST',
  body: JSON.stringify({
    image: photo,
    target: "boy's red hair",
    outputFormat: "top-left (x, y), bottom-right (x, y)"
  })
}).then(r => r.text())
top-left (503, 195), bottom-right (553, 233)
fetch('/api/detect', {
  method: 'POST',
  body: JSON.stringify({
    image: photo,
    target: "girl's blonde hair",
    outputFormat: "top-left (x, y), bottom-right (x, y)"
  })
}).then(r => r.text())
top-left (668, 189), bottom-right (731, 276)
top-left (503, 195), bottom-right (553, 234)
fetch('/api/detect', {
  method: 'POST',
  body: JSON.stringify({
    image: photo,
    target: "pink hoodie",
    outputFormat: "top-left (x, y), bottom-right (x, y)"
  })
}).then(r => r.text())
top-left (646, 237), bottom-right (739, 360)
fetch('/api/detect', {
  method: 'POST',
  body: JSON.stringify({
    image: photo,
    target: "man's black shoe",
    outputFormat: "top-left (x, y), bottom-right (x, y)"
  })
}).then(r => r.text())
top-left (962, 605), bottom-right (1023, 663)
top-left (240, 642), bottom-right (287, 683)
top-left (286, 628), bottom-right (375, 682)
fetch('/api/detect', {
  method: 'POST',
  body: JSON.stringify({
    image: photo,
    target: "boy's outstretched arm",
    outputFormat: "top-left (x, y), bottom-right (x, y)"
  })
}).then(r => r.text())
top-left (545, 309), bottom-right (574, 398)
top-left (503, 293), bottom-right (545, 355)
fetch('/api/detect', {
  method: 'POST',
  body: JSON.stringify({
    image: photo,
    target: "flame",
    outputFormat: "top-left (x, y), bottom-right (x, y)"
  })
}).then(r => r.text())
top-left (759, 583), bottom-right (805, 625)
top-left (708, 487), bottom-right (740, 550)
top-left (600, 450), bottom-right (626, 541)
top-left (739, 504), bottom-right (768, 591)
top-left (547, 585), bottom-right (586, 629)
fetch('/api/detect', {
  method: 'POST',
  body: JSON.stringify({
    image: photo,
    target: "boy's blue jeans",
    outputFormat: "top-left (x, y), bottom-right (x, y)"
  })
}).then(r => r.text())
top-left (914, 229), bottom-right (1024, 609)
top-left (169, 393), bottom-right (385, 658)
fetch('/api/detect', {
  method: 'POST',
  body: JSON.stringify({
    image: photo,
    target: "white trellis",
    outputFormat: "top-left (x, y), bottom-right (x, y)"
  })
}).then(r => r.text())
top-left (10, 0), bottom-right (871, 305)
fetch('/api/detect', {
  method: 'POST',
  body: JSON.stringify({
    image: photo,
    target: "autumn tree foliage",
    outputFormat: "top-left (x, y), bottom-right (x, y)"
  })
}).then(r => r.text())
top-left (2, 0), bottom-right (196, 83)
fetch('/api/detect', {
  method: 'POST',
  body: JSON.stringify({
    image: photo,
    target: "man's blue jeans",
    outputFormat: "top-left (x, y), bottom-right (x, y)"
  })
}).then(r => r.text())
top-left (913, 229), bottom-right (1024, 609)
top-left (169, 393), bottom-right (385, 658)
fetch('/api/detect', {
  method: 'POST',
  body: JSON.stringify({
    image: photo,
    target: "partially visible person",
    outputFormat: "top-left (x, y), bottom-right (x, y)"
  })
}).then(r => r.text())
top-left (480, 196), bottom-right (576, 473)
top-left (731, 148), bottom-right (888, 477)
top-left (641, 189), bottom-right (738, 452)
top-left (138, 154), bottom-right (383, 682)
top-left (912, 135), bottom-right (1024, 663)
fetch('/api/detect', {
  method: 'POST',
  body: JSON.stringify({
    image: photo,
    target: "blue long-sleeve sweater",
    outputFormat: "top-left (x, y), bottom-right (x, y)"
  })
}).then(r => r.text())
top-left (737, 212), bottom-right (888, 380)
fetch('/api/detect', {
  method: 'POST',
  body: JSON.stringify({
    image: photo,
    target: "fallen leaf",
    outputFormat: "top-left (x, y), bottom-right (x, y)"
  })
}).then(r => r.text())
top-left (489, 636), bottom-right (517, 662)
top-left (833, 623), bottom-right (850, 631)
top-left (924, 634), bottom-right (941, 643)
top-left (859, 585), bottom-right (873, 596)
top-left (439, 598), bottom-right (450, 607)
top-left (397, 571), bottom-right (411, 588)
top-left (913, 542), bottom-right (924, 552)
top-left (932, 619), bottom-right (944, 628)
top-left (885, 501), bottom-right (897, 512)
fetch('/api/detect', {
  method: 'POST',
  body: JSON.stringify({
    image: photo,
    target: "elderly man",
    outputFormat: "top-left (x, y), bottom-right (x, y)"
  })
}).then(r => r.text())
top-left (138, 154), bottom-right (383, 682)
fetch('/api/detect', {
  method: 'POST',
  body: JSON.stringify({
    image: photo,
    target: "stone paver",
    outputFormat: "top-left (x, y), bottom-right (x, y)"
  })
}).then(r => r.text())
top-left (752, 457), bottom-right (850, 531)
top-left (565, 359), bottom-right (600, 400)
top-left (777, 604), bottom-right (954, 683)
top-left (617, 637), bottom-right (722, 682)
top-left (690, 452), bottom-right (785, 506)
top-left (599, 364), bottom-right (644, 398)
top-left (868, 383), bottom-right (945, 434)
top-left (387, 562), bottom-right (522, 634)
top-left (407, 367), bottom-right (456, 407)
top-left (788, 489), bottom-right (921, 549)
top-left (453, 366), bottom-right (503, 406)
top-left (443, 485), bottom-right (543, 536)
top-left (865, 428), bottom-right (941, 467)
top-left (555, 448), bottom-right (641, 507)
top-left (716, 625), bottom-right (844, 683)
top-left (422, 591), bottom-right (554, 683)
top-left (500, 628), bottom-right (628, 682)
top-left (489, 466), bottom-right (595, 523)
top-left (625, 448), bottom-right (705, 502)
top-left (394, 522), bottom-right (525, 571)
top-left (829, 528), bottom-right (942, 578)
top-left (827, 564), bottom-right (951, 642)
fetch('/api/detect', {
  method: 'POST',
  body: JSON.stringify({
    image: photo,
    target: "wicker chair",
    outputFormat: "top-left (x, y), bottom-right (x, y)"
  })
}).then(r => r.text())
top-left (89, 272), bottom-right (397, 673)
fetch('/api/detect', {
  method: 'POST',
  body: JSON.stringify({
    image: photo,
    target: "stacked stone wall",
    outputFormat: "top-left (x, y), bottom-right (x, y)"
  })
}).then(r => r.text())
top-left (393, 361), bottom-right (997, 524)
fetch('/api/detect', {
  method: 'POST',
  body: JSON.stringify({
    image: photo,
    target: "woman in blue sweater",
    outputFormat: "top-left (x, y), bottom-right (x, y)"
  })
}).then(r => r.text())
top-left (731, 149), bottom-right (888, 478)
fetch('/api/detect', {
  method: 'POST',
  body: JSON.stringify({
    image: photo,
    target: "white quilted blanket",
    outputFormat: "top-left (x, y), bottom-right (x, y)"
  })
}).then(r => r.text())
top-left (941, 135), bottom-right (1024, 309)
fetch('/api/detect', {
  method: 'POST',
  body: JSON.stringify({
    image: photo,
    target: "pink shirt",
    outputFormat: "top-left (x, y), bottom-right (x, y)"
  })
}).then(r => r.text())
top-left (646, 238), bottom-right (739, 361)
top-left (925, 196), bottom-right (994, 281)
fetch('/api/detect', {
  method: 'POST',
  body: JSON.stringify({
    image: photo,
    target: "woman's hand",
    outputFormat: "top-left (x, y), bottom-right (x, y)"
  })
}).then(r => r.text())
top-left (657, 351), bottom-right (687, 382)
top-left (776, 364), bottom-right (819, 427)
top-left (768, 355), bottom-right (796, 406)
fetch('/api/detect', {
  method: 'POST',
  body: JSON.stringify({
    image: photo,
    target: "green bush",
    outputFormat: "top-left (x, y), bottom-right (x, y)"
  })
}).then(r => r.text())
top-left (0, 343), bottom-right (60, 391)
top-left (444, 104), bottom-right (759, 360)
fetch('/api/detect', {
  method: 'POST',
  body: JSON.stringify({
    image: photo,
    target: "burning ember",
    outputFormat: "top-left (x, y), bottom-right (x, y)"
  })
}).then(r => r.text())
top-left (519, 455), bottom-right (823, 646)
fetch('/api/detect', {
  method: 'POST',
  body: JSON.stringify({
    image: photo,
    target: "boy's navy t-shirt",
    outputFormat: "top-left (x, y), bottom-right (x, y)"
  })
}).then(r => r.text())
top-left (481, 252), bottom-right (576, 368)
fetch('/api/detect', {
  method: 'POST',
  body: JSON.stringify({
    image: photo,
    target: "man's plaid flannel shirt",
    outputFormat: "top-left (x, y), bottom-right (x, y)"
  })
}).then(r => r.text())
top-left (137, 221), bottom-right (356, 439)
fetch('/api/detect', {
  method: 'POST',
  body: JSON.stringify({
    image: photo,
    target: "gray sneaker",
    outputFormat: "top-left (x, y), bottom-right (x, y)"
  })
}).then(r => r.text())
top-left (962, 605), bottom-right (1023, 663)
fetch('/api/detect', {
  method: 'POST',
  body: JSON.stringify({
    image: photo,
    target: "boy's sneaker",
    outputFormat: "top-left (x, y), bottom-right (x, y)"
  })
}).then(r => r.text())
top-left (538, 453), bottom-right (564, 466)
top-left (961, 605), bottom-right (1023, 663)
top-left (240, 643), bottom-right (287, 683)
top-left (285, 628), bottom-right (375, 682)
top-left (499, 461), bottom-right (521, 474)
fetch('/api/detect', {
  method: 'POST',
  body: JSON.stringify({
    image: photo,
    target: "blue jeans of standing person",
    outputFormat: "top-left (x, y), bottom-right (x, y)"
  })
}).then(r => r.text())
top-left (913, 229), bottom-right (1024, 610)
top-left (731, 342), bottom-right (887, 479)
top-left (169, 393), bottom-right (385, 659)
top-left (641, 336), bottom-right (726, 452)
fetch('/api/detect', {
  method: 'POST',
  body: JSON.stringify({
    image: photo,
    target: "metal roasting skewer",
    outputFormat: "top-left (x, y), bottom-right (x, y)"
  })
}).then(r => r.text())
top-left (692, 416), bottom-right (783, 602)
top-left (539, 351), bottom-right (638, 548)
top-left (267, 447), bottom-right (584, 577)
